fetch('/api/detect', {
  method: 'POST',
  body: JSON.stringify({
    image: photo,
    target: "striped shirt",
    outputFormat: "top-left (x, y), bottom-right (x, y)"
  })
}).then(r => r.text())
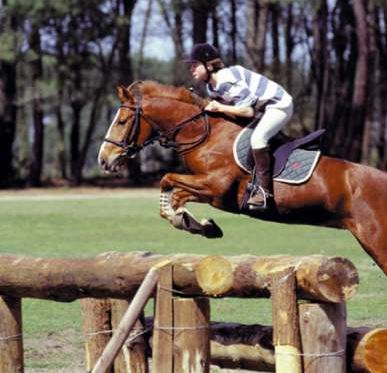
top-left (206, 65), bottom-right (292, 110)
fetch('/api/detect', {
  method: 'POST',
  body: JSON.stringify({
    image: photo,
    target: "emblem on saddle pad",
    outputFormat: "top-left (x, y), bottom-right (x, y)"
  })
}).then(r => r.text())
top-left (233, 127), bottom-right (323, 184)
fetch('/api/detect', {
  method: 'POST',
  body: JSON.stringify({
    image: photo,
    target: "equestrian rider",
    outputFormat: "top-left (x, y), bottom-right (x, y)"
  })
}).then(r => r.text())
top-left (186, 43), bottom-right (293, 211)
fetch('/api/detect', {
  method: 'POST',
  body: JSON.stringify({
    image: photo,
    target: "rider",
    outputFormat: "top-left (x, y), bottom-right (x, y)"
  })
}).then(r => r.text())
top-left (185, 43), bottom-right (293, 211)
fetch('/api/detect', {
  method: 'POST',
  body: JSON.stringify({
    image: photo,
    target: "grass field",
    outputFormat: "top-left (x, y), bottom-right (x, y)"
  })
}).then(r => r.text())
top-left (0, 187), bottom-right (385, 371)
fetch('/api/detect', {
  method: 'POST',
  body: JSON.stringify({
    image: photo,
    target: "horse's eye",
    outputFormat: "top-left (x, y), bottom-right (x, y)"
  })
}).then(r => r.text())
top-left (117, 116), bottom-right (129, 125)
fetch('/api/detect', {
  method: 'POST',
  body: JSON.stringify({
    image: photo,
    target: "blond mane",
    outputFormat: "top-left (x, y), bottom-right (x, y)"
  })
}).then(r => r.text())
top-left (131, 80), bottom-right (206, 108)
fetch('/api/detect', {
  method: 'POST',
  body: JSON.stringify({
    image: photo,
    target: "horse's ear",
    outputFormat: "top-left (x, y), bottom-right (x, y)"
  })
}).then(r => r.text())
top-left (117, 85), bottom-right (133, 103)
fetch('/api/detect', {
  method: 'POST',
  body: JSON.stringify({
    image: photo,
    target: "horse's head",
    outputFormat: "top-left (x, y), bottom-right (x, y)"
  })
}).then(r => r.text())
top-left (99, 80), bottom-right (210, 173)
top-left (98, 82), bottom-right (154, 173)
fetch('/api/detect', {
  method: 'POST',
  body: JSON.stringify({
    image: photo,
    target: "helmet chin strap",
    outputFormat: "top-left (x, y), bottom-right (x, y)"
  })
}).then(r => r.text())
top-left (202, 62), bottom-right (212, 83)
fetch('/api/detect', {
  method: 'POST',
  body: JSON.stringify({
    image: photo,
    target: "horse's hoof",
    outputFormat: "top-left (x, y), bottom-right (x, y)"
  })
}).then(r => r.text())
top-left (172, 208), bottom-right (203, 235)
top-left (201, 219), bottom-right (223, 239)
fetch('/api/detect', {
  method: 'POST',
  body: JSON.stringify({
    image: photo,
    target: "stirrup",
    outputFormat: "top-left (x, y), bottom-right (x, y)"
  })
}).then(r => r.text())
top-left (248, 186), bottom-right (272, 211)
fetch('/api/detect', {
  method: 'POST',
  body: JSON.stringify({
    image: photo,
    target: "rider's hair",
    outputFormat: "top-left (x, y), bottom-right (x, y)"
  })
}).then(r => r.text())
top-left (206, 58), bottom-right (225, 73)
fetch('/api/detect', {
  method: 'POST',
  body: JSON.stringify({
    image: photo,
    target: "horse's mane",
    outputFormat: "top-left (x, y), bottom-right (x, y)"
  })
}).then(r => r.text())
top-left (131, 80), bottom-right (206, 109)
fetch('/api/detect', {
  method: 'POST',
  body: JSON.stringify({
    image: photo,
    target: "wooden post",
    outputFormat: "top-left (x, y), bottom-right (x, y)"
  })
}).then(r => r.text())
top-left (173, 297), bottom-right (210, 373)
top-left (81, 298), bottom-right (113, 373)
top-left (0, 296), bottom-right (24, 373)
top-left (92, 260), bottom-right (170, 373)
top-left (299, 302), bottom-right (346, 373)
top-left (111, 299), bottom-right (148, 373)
top-left (152, 265), bottom-right (173, 372)
top-left (271, 267), bottom-right (302, 373)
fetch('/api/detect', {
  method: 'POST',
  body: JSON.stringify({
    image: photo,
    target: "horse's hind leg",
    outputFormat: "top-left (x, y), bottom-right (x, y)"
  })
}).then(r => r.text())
top-left (160, 189), bottom-right (223, 238)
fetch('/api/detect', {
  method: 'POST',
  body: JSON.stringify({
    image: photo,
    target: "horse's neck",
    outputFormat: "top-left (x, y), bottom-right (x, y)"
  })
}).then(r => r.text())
top-left (147, 99), bottom-right (201, 131)
top-left (146, 97), bottom-right (243, 149)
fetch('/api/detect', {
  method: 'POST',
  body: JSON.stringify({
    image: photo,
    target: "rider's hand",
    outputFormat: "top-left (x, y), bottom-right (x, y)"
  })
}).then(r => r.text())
top-left (205, 101), bottom-right (223, 112)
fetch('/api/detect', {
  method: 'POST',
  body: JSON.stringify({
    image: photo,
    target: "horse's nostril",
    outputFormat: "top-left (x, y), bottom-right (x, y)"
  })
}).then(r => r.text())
top-left (100, 159), bottom-right (109, 171)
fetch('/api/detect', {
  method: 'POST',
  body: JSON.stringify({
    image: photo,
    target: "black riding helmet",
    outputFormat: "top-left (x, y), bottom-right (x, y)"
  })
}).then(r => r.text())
top-left (185, 43), bottom-right (221, 82)
top-left (185, 43), bottom-right (220, 64)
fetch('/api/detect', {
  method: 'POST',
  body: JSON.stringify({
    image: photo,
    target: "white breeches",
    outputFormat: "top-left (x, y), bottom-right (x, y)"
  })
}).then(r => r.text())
top-left (250, 104), bottom-right (293, 149)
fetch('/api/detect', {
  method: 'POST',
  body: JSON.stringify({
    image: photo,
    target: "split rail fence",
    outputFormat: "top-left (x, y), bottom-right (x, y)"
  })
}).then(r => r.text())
top-left (0, 251), bottom-right (385, 373)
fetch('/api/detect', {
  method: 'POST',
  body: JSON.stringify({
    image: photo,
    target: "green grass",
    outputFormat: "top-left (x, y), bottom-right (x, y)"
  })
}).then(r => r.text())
top-left (0, 191), bottom-right (385, 369)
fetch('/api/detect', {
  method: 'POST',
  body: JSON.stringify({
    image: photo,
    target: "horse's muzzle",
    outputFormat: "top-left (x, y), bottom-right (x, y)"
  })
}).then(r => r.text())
top-left (99, 153), bottom-right (127, 173)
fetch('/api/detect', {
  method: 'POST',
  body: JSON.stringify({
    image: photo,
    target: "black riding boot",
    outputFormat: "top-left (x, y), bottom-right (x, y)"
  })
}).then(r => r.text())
top-left (247, 147), bottom-right (273, 210)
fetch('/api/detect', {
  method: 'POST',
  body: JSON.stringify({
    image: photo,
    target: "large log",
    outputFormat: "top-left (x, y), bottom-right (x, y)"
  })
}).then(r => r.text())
top-left (195, 255), bottom-right (358, 302)
top-left (0, 252), bottom-right (358, 302)
top-left (347, 327), bottom-right (387, 373)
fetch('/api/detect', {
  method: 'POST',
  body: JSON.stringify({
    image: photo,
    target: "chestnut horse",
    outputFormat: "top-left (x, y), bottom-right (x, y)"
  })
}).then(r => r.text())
top-left (98, 81), bottom-right (387, 274)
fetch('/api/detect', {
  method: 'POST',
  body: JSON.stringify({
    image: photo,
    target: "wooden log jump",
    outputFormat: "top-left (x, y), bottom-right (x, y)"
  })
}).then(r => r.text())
top-left (0, 252), bottom-right (359, 302)
top-left (0, 252), bottom-right (382, 373)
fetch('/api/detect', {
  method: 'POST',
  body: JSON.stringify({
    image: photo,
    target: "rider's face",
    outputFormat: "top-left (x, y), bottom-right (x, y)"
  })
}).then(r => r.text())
top-left (190, 62), bottom-right (208, 81)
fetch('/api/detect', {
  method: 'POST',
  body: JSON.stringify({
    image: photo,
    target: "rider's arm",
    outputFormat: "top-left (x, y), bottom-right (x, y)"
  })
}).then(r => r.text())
top-left (205, 101), bottom-right (254, 117)
top-left (205, 79), bottom-right (256, 118)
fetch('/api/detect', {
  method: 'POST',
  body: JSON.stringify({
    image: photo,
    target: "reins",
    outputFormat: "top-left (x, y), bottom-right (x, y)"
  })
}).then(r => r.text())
top-left (154, 111), bottom-right (210, 154)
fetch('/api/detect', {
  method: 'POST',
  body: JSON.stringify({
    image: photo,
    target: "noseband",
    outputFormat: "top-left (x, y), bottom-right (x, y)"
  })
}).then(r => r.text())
top-left (103, 90), bottom-right (210, 157)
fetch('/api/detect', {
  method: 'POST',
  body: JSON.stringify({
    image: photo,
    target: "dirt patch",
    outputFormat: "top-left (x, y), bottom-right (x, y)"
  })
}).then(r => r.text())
top-left (24, 330), bottom-right (84, 372)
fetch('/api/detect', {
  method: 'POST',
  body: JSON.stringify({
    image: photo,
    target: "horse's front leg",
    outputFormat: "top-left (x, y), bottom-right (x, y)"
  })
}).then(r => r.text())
top-left (159, 173), bottom-right (224, 238)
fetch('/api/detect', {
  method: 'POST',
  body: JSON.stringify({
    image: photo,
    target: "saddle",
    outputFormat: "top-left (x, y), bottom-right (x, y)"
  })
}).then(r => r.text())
top-left (233, 128), bottom-right (325, 184)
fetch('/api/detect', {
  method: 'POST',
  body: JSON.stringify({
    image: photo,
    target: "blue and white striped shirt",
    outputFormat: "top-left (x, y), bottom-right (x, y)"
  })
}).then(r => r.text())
top-left (207, 65), bottom-right (292, 110)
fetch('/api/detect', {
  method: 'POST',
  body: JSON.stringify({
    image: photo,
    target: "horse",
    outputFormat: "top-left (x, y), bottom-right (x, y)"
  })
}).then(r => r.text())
top-left (98, 80), bottom-right (387, 274)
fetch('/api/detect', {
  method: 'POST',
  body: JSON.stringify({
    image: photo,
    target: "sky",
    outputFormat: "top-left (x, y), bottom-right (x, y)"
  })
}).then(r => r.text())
top-left (131, 0), bottom-right (175, 61)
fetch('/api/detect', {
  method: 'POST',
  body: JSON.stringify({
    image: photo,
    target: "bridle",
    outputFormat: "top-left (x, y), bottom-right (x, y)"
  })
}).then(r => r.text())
top-left (103, 89), bottom-right (210, 158)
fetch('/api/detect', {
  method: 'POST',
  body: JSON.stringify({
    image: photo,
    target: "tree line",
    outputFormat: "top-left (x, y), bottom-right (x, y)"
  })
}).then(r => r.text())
top-left (0, 0), bottom-right (386, 187)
